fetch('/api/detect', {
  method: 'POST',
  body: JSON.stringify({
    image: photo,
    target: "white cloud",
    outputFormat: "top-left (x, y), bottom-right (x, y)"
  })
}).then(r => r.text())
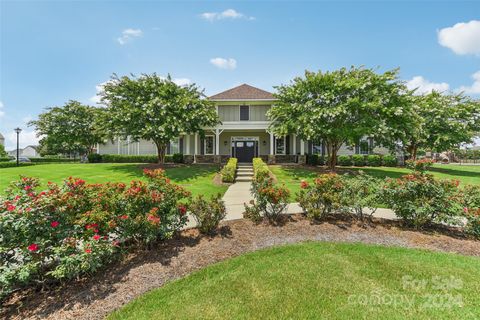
top-left (458, 70), bottom-right (480, 94)
top-left (210, 57), bottom-right (237, 70)
top-left (200, 9), bottom-right (254, 21)
top-left (117, 28), bottom-right (143, 45)
top-left (438, 20), bottom-right (480, 55)
top-left (6, 129), bottom-right (40, 149)
top-left (406, 76), bottom-right (450, 95)
top-left (172, 78), bottom-right (191, 86)
top-left (0, 101), bottom-right (4, 118)
top-left (89, 81), bottom-right (110, 104)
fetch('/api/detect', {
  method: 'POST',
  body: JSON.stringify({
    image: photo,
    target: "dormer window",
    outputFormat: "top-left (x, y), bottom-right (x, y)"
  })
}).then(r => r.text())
top-left (240, 105), bottom-right (249, 121)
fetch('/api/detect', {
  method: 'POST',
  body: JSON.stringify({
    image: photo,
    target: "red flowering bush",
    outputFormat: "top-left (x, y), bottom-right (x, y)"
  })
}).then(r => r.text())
top-left (381, 172), bottom-right (463, 228)
top-left (244, 158), bottom-right (290, 223)
top-left (296, 173), bottom-right (344, 220)
top-left (461, 185), bottom-right (480, 239)
top-left (0, 169), bottom-right (189, 298)
top-left (405, 159), bottom-right (434, 173)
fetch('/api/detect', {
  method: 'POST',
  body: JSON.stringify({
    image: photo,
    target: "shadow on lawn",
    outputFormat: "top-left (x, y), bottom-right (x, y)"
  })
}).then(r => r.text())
top-left (429, 166), bottom-right (480, 179)
top-left (105, 164), bottom-right (221, 182)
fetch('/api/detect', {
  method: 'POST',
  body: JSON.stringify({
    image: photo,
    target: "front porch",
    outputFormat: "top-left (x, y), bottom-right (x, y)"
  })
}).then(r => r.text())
top-left (182, 129), bottom-right (308, 164)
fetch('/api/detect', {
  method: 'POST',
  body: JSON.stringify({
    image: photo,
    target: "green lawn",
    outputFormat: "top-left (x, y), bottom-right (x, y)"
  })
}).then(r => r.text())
top-left (271, 164), bottom-right (480, 200)
top-left (0, 163), bottom-right (227, 198)
top-left (109, 242), bottom-right (480, 320)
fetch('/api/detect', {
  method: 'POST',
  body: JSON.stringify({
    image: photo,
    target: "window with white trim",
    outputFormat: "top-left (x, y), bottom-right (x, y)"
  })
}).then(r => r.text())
top-left (312, 141), bottom-right (323, 154)
top-left (275, 137), bottom-right (286, 155)
top-left (358, 139), bottom-right (370, 155)
top-left (169, 138), bottom-right (180, 154)
top-left (204, 136), bottom-right (214, 155)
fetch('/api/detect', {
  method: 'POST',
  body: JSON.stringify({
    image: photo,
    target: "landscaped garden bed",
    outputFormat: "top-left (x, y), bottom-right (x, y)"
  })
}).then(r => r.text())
top-left (3, 214), bottom-right (480, 320)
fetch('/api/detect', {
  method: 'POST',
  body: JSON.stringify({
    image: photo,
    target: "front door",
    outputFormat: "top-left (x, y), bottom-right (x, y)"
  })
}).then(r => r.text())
top-left (235, 141), bottom-right (256, 162)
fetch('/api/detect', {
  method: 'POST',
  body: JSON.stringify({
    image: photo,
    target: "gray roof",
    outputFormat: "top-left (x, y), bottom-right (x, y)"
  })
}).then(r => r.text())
top-left (209, 84), bottom-right (275, 100)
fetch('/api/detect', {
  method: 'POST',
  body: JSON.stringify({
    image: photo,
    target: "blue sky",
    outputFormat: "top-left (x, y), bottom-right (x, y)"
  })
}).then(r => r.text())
top-left (1, 1), bottom-right (479, 149)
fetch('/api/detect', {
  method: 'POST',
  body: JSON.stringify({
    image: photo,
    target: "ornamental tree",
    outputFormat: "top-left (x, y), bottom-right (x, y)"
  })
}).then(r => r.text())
top-left (99, 74), bottom-right (219, 163)
top-left (268, 67), bottom-right (413, 170)
top-left (403, 91), bottom-right (480, 160)
top-left (29, 100), bottom-right (106, 156)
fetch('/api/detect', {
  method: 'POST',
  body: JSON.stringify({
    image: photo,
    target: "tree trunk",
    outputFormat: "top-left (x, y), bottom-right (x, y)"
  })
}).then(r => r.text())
top-left (326, 140), bottom-right (339, 171)
top-left (407, 143), bottom-right (418, 161)
top-left (155, 141), bottom-right (167, 164)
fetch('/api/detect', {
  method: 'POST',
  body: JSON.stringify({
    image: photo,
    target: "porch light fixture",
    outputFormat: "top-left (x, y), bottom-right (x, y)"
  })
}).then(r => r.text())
top-left (262, 140), bottom-right (266, 146)
top-left (224, 140), bottom-right (228, 146)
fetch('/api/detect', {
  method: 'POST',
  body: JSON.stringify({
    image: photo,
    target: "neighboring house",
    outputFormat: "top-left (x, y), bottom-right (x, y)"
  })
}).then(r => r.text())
top-left (0, 133), bottom-right (5, 146)
top-left (8, 145), bottom-right (39, 158)
top-left (97, 84), bottom-right (392, 163)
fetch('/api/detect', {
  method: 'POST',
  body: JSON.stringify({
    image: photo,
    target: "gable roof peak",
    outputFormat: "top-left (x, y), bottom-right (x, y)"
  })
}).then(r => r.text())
top-left (209, 83), bottom-right (275, 100)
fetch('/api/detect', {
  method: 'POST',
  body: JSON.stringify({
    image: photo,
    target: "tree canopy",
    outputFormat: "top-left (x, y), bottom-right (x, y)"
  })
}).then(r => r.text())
top-left (402, 91), bottom-right (480, 159)
top-left (100, 73), bottom-right (219, 163)
top-left (268, 67), bottom-right (412, 169)
top-left (29, 100), bottom-right (105, 156)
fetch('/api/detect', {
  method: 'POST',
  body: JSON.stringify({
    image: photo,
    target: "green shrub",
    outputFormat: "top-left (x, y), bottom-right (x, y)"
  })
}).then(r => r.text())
top-left (307, 154), bottom-right (325, 166)
top-left (382, 155), bottom-right (397, 167)
top-left (0, 162), bottom-right (35, 169)
top-left (101, 154), bottom-right (159, 163)
top-left (351, 154), bottom-right (365, 166)
top-left (366, 155), bottom-right (382, 167)
top-left (252, 157), bottom-right (271, 182)
top-left (340, 172), bottom-right (381, 220)
top-left (0, 157), bottom-right (11, 162)
top-left (296, 173), bottom-right (344, 221)
top-left (29, 158), bottom-right (77, 163)
top-left (221, 158), bottom-right (237, 183)
top-left (88, 153), bottom-right (103, 163)
top-left (462, 185), bottom-right (480, 239)
top-left (0, 169), bottom-right (190, 298)
top-left (189, 194), bottom-right (226, 234)
top-left (172, 153), bottom-right (183, 163)
top-left (337, 155), bottom-right (352, 166)
top-left (381, 172), bottom-right (463, 228)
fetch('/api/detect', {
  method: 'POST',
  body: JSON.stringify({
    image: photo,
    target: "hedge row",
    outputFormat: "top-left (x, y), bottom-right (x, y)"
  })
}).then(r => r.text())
top-left (220, 158), bottom-right (237, 182)
top-left (30, 158), bottom-right (78, 163)
top-left (307, 154), bottom-right (397, 167)
top-left (0, 157), bottom-right (11, 162)
top-left (88, 153), bottom-right (184, 163)
top-left (0, 162), bottom-right (36, 169)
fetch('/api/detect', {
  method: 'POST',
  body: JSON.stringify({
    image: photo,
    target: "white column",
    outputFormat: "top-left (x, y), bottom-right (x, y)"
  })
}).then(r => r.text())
top-left (117, 138), bottom-right (120, 154)
top-left (194, 133), bottom-right (198, 155)
top-left (270, 133), bottom-right (274, 155)
top-left (185, 134), bottom-right (190, 155)
top-left (292, 134), bottom-right (297, 155)
top-left (215, 129), bottom-right (220, 155)
top-left (300, 139), bottom-right (305, 155)
top-left (127, 136), bottom-right (130, 155)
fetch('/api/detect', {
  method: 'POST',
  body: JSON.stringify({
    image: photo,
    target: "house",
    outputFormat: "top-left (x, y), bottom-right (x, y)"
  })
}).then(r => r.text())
top-left (97, 84), bottom-right (391, 163)
top-left (8, 145), bottom-right (39, 158)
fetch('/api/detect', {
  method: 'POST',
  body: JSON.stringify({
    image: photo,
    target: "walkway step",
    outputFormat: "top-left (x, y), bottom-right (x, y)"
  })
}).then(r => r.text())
top-left (236, 176), bottom-right (252, 182)
top-left (237, 168), bottom-right (253, 172)
top-left (237, 172), bottom-right (253, 177)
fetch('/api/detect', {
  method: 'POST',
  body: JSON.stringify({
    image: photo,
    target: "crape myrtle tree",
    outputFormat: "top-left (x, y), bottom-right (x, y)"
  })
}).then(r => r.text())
top-left (100, 74), bottom-right (219, 163)
top-left (29, 100), bottom-right (106, 156)
top-left (267, 67), bottom-right (413, 170)
top-left (403, 91), bottom-right (480, 160)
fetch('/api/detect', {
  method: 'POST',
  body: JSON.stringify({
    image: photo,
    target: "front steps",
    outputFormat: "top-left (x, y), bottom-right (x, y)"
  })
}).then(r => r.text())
top-left (235, 163), bottom-right (253, 182)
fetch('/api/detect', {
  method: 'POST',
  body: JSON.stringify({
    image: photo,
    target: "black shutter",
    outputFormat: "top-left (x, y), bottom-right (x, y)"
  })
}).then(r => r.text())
top-left (321, 142), bottom-right (326, 156)
top-left (240, 105), bottom-right (249, 121)
top-left (355, 141), bottom-right (360, 154)
top-left (179, 138), bottom-right (184, 154)
top-left (369, 138), bottom-right (374, 154)
top-left (308, 141), bottom-right (313, 154)
top-left (200, 139), bottom-right (204, 155)
top-left (167, 142), bottom-right (171, 155)
top-left (286, 135), bottom-right (290, 155)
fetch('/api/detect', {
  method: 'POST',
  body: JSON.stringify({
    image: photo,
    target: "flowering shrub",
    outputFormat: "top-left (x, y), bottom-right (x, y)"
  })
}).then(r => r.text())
top-left (296, 173), bottom-right (344, 220)
top-left (381, 172), bottom-right (463, 228)
top-left (340, 172), bottom-right (381, 221)
top-left (461, 185), bottom-right (480, 238)
top-left (189, 194), bottom-right (226, 234)
top-left (245, 158), bottom-right (290, 223)
top-left (220, 157), bottom-right (237, 183)
top-left (405, 159), bottom-right (434, 173)
top-left (0, 169), bottom-right (189, 298)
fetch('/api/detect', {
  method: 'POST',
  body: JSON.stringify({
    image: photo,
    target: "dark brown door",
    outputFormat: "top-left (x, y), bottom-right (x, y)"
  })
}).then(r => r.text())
top-left (235, 141), bottom-right (255, 162)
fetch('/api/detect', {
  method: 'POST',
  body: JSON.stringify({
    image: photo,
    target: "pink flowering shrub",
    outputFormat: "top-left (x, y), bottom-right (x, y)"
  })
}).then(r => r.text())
top-left (296, 173), bottom-right (344, 220)
top-left (0, 169), bottom-right (189, 298)
top-left (461, 185), bottom-right (480, 239)
top-left (405, 159), bottom-right (434, 173)
top-left (381, 172), bottom-right (463, 228)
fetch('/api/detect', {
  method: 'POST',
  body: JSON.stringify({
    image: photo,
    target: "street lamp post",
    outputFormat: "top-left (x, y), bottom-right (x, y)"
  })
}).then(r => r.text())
top-left (14, 127), bottom-right (22, 167)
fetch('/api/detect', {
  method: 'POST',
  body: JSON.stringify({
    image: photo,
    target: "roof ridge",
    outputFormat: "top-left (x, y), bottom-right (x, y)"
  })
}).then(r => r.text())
top-left (209, 83), bottom-right (274, 100)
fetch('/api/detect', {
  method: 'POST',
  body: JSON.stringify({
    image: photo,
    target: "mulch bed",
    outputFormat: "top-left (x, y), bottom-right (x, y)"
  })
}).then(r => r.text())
top-left (3, 215), bottom-right (480, 320)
